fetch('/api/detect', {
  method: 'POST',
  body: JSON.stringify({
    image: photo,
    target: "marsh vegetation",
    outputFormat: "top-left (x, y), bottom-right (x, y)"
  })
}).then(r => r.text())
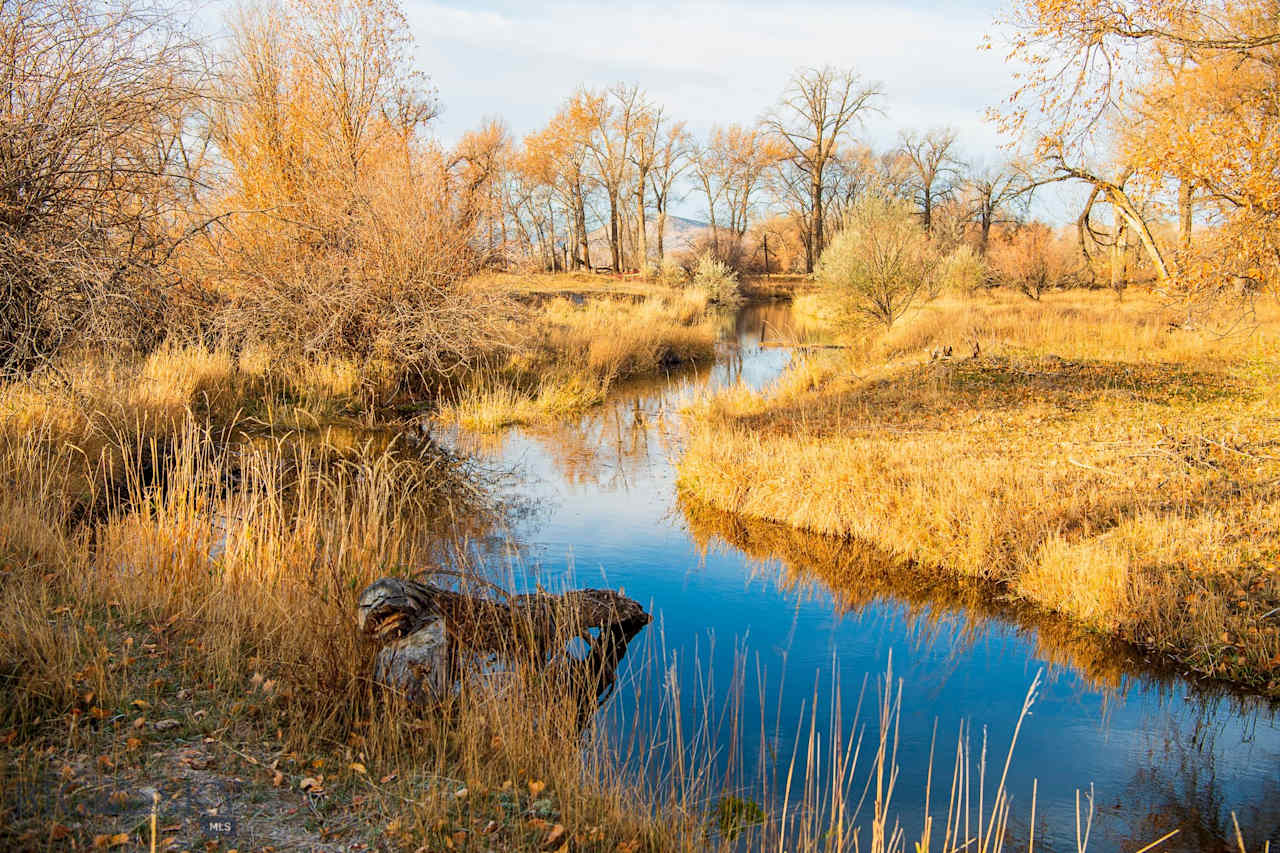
top-left (3, 0), bottom-right (1280, 848)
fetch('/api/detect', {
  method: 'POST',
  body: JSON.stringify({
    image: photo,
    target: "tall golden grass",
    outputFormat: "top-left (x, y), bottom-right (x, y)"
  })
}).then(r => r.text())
top-left (679, 290), bottom-right (1280, 694)
top-left (442, 290), bottom-right (715, 431)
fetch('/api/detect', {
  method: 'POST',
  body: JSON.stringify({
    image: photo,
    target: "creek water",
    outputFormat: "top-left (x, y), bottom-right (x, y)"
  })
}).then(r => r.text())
top-left (449, 301), bottom-right (1279, 851)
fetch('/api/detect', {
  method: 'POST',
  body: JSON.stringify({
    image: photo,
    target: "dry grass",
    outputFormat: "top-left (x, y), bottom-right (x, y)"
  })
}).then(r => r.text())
top-left (0, 416), bottom-right (681, 849)
top-left (441, 291), bottom-right (715, 431)
top-left (679, 289), bottom-right (1280, 694)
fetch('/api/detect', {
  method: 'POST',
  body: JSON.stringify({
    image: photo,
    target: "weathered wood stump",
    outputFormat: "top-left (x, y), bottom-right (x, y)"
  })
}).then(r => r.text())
top-left (356, 575), bottom-right (651, 718)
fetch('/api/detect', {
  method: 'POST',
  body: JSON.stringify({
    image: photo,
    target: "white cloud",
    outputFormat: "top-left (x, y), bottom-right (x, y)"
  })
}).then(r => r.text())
top-left (408, 0), bottom-right (1014, 154)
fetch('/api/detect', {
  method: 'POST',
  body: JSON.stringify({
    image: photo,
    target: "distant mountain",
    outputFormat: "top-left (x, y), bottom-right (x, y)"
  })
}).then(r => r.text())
top-left (585, 214), bottom-right (710, 268)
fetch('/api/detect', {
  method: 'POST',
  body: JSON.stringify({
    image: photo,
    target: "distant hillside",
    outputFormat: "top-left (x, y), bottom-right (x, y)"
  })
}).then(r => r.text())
top-left (585, 214), bottom-right (709, 268)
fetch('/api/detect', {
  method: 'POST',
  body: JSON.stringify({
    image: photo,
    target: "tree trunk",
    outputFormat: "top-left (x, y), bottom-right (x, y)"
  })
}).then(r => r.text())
top-left (1179, 179), bottom-right (1193, 251)
top-left (1111, 204), bottom-right (1127, 293)
top-left (634, 176), bottom-right (648, 276)
top-left (608, 192), bottom-right (621, 271)
top-left (810, 178), bottom-right (824, 273)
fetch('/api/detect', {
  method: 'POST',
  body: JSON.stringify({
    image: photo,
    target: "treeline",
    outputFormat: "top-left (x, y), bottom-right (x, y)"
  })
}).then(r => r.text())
top-left (2, 0), bottom-right (1276, 375)
top-left (474, 73), bottom-right (1036, 278)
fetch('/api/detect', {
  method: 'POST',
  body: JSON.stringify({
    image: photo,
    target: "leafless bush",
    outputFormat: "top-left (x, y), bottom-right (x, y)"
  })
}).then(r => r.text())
top-left (685, 231), bottom-right (747, 275)
top-left (0, 0), bottom-right (205, 375)
top-left (987, 223), bottom-right (1079, 300)
top-left (205, 0), bottom-right (502, 381)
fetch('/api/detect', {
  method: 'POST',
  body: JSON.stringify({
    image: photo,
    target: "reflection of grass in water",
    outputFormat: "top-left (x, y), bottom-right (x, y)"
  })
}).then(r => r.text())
top-left (680, 494), bottom-right (1188, 698)
top-left (440, 293), bottom-right (716, 431)
top-left (676, 496), bottom-right (1278, 852)
top-left (680, 291), bottom-right (1280, 695)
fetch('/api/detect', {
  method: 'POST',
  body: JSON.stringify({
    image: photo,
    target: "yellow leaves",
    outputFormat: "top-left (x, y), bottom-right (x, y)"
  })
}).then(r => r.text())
top-left (299, 775), bottom-right (325, 794)
top-left (92, 833), bottom-right (130, 848)
top-left (348, 761), bottom-right (367, 775)
top-left (527, 779), bottom-right (546, 797)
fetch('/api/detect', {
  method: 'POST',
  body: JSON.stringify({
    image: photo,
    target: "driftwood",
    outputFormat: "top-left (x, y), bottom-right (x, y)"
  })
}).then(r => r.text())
top-left (356, 576), bottom-right (651, 718)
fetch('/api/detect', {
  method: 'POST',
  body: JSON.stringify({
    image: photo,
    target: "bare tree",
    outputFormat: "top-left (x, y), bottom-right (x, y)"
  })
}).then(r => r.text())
top-left (0, 0), bottom-right (207, 374)
top-left (899, 128), bottom-right (961, 233)
top-left (764, 66), bottom-right (883, 272)
top-left (583, 83), bottom-right (647, 271)
top-left (647, 123), bottom-right (690, 264)
top-left (628, 104), bottom-right (664, 273)
top-left (964, 160), bottom-right (1028, 254)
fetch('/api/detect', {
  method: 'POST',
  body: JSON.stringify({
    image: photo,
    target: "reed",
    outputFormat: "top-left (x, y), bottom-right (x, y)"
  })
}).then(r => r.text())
top-left (0, 410), bottom-right (1269, 849)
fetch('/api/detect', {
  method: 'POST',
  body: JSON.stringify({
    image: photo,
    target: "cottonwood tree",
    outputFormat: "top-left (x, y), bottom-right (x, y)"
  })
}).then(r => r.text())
top-left (765, 66), bottom-right (883, 272)
top-left (582, 84), bottom-right (652, 271)
top-left (999, 0), bottom-right (1280, 294)
top-left (524, 95), bottom-right (596, 270)
top-left (963, 160), bottom-right (1028, 254)
top-left (647, 122), bottom-right (691, 263)
top-left (898, 128), bottom-right (962, 233)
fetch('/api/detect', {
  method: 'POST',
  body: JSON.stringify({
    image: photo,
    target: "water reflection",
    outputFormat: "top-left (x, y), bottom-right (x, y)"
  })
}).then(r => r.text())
top-left (446, 300), bottom-right (1280, 852)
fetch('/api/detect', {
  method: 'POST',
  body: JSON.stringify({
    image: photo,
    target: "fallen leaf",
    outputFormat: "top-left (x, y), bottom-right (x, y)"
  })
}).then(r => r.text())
top-left (527, 779), bottom-right (546, 797)
top-left (349, 761), bottom-right (367, 775)
top-left (132, 716), bottom-right (145, 729)
top-left (481, 820), bottom-right (498, 835)
top-left (126, 737), bottom-right (141, 751)
top-left (299, 775), bottom-right (325, 794)
top-left (48, 824), bottom-right (71, 841)
top-left (272, 771), bottom-right (284, 788)
top-left (545, 823), bottom-right (565, 847)
top-left (130, 699), bottom-right (150, 710)
top-left (91, 833), bottom-right (130, 848)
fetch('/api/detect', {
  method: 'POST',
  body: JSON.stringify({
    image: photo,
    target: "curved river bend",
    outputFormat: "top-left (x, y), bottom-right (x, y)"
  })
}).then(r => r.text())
top-left (448, 302), bottom-right (1279, 852)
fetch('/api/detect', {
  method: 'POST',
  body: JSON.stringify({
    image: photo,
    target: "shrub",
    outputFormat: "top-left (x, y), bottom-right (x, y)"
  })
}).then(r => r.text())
top-left (656, 260), bottom-right (690, 288)
top-left (207, 0), bottom-right (500, 381)
top-left (987, 223), bottom-right (1077, 300)
top-left (692, 252), bottom-right (743, 305)
top-left (0, 0), bottom-right (202, 375)
top-left (936, 245), bottom-right (988, 297)
top-left (815, 195), bottom-right (937, 328)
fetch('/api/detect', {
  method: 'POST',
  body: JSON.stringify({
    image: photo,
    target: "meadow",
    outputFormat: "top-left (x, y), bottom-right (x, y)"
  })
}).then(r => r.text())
top-left (679, 289), bottom-right (1280, 695)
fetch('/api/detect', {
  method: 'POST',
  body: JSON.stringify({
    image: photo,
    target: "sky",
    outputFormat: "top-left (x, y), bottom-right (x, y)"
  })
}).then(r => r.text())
top-left (402, 0), bottom-right (1083, 221)
top-left (191, 0), bottom-right (1082, 221)
top-left (412, 1), bottom-right (1012, 151)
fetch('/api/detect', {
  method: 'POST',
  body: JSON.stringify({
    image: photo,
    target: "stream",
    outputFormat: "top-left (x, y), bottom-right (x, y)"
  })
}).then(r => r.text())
top-left (448, 301), bottom-right (1280, 851)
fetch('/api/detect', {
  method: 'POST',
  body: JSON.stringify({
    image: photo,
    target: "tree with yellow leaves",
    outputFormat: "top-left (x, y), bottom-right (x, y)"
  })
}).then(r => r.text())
top-left (999, 0), bottom-right (1280, 294)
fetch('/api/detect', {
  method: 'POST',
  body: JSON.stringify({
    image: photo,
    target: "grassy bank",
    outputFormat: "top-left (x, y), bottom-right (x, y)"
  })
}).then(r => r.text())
top-left (0, 405), bottom-right (689, 849)
top-left (441, 288), bottom-right (715, 431)
top-left (678, 290), bottom-right (1280, 695)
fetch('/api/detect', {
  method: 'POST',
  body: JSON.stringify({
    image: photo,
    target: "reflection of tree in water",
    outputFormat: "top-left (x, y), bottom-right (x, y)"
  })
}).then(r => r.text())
top-left (1105, 701), bottom-right (1280, 852)
top-left (679, 495), bottom-right (1280, 852)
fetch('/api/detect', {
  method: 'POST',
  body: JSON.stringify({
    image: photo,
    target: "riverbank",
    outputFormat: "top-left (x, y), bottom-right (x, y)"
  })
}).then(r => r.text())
top-left (678, 290), bottom-right (1280, 695)
top-left (0, 277), bottom-right (718, 849)
top-left (439, 288), bottom-right (715, 430)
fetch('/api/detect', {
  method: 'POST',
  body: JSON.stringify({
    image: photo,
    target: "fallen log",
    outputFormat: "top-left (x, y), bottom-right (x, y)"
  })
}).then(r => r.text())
top-left (356, 575), bottom-right (651, 718)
